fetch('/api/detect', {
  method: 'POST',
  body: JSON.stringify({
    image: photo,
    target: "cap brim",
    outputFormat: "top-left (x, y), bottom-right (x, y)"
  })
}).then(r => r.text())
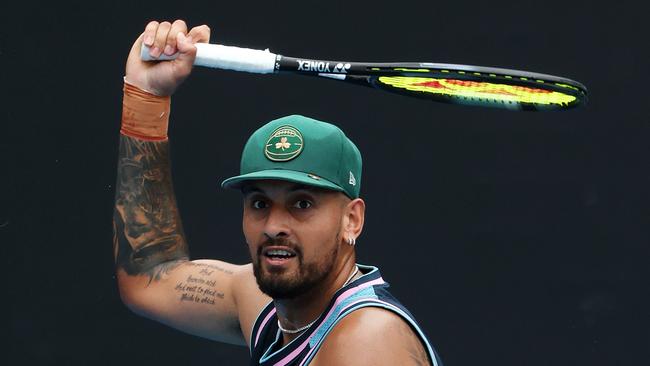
top-left (221, 169), bottom-right (345, 193)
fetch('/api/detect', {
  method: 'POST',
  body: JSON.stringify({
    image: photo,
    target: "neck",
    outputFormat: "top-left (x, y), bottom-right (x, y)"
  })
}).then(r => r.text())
top-left (275, 255), bottom-right (359, 344)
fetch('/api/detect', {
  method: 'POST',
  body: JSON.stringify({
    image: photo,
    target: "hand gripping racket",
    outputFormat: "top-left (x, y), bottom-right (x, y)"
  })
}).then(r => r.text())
top-left (141, 43), bottom-right (587, 111)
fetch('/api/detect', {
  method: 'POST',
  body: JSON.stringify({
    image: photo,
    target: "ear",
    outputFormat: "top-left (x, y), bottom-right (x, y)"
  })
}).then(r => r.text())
top-left (342, 198), bottom-right (365, 243)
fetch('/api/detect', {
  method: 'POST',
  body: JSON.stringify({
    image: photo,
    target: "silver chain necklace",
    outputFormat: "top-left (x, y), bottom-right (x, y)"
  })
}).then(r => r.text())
top-left (277, 265), bottom-right (359, 334)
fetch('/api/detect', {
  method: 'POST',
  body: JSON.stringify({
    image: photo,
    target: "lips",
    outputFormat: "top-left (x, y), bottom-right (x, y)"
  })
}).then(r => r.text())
top-left (263, 246), bottom-right (297, 258)
top-left (262, 246), bottom-right (298, 266)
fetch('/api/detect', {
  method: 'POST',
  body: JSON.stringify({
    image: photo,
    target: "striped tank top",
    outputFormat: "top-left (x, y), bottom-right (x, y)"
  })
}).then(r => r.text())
top-left (249, 264), bottom-right (443, 366)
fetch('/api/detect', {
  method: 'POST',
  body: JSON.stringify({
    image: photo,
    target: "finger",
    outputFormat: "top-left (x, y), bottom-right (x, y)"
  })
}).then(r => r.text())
top-left (174, 32), bottom-right (197, 75)
top-left (187, 25), bottom-right (211, 44)
top-left (143, 21), bottom-right (159, 47)
top-left (164, 19), bottom-right (188, 55)
top-left (176, 32), bottom-right (196, 57)
top-left (151, 21), bottom-right (172, 58)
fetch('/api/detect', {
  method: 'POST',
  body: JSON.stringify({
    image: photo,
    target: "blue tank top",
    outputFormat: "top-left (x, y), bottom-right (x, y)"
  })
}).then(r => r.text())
top-left (248, 264), bottom-right (443, 366)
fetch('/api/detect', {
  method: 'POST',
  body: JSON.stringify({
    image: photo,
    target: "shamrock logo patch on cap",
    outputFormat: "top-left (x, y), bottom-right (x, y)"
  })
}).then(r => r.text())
top-left (264, 125), bottom-right (304, 162)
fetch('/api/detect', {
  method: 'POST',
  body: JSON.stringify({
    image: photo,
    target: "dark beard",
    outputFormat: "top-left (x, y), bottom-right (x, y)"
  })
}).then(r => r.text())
top-left (252, 234), bottom-right (339, 299)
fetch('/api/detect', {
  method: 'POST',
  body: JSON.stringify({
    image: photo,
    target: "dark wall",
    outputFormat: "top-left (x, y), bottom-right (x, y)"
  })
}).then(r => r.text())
top-left (4, 0), bottom-right (648, 365)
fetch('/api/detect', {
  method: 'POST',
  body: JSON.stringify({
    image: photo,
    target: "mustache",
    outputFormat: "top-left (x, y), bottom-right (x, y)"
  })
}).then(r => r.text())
top-left (257, 236), bottom-right (302, 257)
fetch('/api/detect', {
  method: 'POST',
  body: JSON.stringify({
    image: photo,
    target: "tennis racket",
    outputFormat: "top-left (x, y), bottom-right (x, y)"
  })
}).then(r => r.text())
top-left (141, 43), bottom-right (587, 111)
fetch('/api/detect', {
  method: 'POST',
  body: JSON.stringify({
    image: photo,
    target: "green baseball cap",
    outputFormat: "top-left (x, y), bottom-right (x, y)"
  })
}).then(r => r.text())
top-left (221, 115), bottom-right (362, 198)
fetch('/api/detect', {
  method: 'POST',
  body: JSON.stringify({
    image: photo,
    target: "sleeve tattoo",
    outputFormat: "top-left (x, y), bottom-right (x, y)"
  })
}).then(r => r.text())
top-left (113, 135), bottom-right (189, 283)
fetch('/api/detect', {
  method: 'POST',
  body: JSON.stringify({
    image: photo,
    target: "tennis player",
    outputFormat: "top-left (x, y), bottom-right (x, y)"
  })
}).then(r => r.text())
top-left (114, 19), bottom-right (442, 366)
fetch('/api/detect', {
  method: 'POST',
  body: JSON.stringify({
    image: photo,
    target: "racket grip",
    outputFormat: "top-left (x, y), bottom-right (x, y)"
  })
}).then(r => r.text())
top-left (140, 43), bottom-right (277, 74)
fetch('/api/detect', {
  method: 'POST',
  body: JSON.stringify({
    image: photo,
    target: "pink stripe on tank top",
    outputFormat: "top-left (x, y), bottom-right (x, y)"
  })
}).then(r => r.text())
top-left (255, 307), bottom-right (278, 348)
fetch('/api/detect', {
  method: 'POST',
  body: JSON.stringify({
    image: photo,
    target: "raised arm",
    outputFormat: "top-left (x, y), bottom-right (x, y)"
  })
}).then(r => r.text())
top-left (113, 20), bottom-right (269, 346)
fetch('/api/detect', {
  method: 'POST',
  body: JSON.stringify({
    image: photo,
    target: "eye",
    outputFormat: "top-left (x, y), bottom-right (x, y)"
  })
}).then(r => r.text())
top-left (252, 200), bottom-right (268, 209)
top-left (293, 200), bottom-right (312, 209)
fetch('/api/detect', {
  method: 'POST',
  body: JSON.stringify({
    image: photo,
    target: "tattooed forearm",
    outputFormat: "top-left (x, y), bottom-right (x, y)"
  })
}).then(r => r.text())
top-left (113, 135), bottom-right (189, 280)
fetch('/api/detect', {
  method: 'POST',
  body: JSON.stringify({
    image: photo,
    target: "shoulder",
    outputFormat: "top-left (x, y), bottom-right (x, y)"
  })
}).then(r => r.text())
top-left (310, 306), bottom-right (431, 366)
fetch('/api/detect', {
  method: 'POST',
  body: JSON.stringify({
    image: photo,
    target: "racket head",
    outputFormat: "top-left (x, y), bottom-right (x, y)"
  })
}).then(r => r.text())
top-left (363, 63), bottom-right (587, 111)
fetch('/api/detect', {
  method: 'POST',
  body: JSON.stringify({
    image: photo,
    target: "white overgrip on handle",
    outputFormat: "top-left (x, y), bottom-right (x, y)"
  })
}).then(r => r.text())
top-left (140, 43), bottom-right (277, 74)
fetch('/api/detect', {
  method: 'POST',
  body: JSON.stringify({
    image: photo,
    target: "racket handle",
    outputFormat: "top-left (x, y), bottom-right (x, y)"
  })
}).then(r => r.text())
top-left (140, 43), bottom-right (277, 74)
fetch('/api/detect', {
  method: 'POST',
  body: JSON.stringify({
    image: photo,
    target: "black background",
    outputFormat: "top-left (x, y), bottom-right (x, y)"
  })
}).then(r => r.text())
top-left (3, 0), bottom-right (649, 365)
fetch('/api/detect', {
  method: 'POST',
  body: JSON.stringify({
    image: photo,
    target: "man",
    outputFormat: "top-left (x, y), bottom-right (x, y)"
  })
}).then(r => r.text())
top-left (114, 19), bottom-right (442, 366)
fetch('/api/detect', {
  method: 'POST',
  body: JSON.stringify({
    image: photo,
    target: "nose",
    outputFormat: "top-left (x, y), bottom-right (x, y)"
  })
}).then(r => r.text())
top-left (263, 205), bottom-right (291, 239)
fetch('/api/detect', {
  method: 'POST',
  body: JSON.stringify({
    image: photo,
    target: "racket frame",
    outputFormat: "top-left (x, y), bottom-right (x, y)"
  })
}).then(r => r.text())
top-left (141, 43), bottom-right (588, 110)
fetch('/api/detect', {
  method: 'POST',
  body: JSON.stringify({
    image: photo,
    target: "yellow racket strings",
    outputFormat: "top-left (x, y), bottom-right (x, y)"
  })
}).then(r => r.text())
top-left (377, 76), bottom-right (577, 106)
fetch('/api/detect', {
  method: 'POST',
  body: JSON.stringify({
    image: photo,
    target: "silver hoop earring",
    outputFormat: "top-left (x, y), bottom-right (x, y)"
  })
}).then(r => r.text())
top-left (347, 237), bottom-right (356, 246)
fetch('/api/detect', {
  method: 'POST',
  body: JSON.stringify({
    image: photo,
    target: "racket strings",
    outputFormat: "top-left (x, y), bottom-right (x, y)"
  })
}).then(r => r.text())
top-left (377, 76), bottom-right (577, 106)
